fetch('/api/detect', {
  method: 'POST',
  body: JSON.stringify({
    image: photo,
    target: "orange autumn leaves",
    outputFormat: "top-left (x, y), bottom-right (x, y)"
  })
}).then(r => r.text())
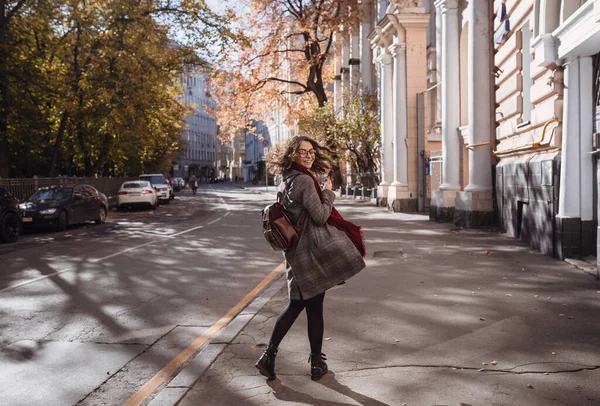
top-left (208, 0), bottom-right (359, 143)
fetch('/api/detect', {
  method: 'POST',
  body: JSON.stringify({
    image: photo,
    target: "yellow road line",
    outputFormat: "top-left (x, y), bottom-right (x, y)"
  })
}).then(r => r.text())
top-left (123, 261), bottom-right (286, 406)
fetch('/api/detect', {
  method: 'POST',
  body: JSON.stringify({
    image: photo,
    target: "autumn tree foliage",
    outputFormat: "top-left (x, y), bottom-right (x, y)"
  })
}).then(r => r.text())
top-left (0, 0), bottom-right (235, 177)
top-left (210, 0), bottom-right (359, 142)
top-left (299, 91), bottom-right (381, 188)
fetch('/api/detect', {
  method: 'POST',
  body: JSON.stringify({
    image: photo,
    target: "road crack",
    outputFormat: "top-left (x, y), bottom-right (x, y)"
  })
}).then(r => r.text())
top-left (341, 362), bottom-right (600, 375)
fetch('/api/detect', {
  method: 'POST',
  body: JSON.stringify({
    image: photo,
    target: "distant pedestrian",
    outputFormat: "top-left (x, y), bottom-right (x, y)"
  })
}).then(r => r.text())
top-left (190, 175), bottom-right (198, 194)
top-left (256, 135), bottom-right (366, 381)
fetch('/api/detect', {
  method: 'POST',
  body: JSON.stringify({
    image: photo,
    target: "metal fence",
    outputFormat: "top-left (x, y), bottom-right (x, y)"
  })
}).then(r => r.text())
top-left (0, 177), bottom-right (136, 201)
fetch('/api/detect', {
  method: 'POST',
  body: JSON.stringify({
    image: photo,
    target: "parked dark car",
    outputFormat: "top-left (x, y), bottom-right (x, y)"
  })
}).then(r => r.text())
top-left (0, 186), bottom-right (21, 243)
top-left (19, 185), bottom-right (109, 231)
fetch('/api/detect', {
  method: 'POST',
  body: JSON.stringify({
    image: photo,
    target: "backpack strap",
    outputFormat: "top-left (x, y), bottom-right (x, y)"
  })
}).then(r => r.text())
top-left (282, 174), bottom-right (307, 230)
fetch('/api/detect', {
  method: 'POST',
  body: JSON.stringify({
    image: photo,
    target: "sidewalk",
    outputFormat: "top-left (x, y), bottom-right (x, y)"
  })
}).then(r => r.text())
top-left (154, 196), bottom-right (600, 406)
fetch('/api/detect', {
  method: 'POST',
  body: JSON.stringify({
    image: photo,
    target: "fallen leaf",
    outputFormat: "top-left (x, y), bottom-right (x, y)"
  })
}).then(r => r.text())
top-left (482, 362), bottom-right (488, 365)
top-left (527, 384), bottom-right (534, 389)
top-left (505, 294), bottom-right (512, 297)
top-left (534, 295), bottom-right (539, 298)
top-left (552, 351), bottom-right (557, 355)
top-left (491, 361), bottom-right (498, 366)
top-left (568, 316), bottom-right (574, 319)
top-left (479, 318), bottom-right (486, 321)
top-left (486, 251), bottom-right (492, 255)
top-left (478, 368), bottom-right (485, 372)
top-left (324, 337), bottom-right (332, 341)
top-left (559, 314), bottom-right (565, 317)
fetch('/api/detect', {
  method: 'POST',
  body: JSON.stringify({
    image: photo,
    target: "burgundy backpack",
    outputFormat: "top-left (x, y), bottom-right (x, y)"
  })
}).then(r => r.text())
top-left (262, 176), bottom-right (306, 251)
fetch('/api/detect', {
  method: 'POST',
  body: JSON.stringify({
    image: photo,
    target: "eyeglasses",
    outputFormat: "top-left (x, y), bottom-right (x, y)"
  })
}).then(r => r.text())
top-left (297, 149), bottom-right (316, 157)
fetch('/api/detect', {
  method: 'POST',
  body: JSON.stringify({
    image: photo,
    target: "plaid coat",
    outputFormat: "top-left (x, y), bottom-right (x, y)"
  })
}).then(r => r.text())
top-left (280, 169), bottom-right (366, 300)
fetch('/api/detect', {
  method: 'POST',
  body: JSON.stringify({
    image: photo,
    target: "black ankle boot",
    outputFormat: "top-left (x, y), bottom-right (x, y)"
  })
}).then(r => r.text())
top-left (309, 352), bottom-right (328, 380)
top-left (255, 342), bottom-right (278, 380)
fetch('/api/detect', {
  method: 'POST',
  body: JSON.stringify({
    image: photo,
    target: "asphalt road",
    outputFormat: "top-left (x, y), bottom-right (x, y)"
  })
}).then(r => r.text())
top-left (0, 182), bottom-right (283, 406)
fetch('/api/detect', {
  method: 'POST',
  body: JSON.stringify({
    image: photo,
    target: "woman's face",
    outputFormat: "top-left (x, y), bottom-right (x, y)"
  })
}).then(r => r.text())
top-left (293, 140), bottom-right (316, 169)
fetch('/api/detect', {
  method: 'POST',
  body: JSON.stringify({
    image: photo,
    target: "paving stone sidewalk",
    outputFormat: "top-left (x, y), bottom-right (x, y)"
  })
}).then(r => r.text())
top-left (163, 196), bottom-right (600, 406)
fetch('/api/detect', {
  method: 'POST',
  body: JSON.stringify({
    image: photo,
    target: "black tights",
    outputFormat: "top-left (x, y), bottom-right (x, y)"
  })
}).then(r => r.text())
top-left (269, 292), bottom-right (325, 354)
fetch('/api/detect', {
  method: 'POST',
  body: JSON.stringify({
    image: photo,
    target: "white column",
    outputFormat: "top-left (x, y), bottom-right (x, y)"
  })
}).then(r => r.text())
top-left (435, 5), bottom-right (443, 125)
top-left (579, 57), bottom-right (594, 222)
top-left (559, 57), bottom-right (594, 219)
top-left (350, 25), bottom-right (361, 91)
top-left (334, 44), bottom-right (342, 114)
top-left (436, 0), bottom-right (461, 191)
top-left (390, 43), bottom-right (408, 186)
top-left (559, 59), bottom-right (581, 217)
top-left (360, 2), bottom-right (374, 92)
top-left (341, 33), bottom-right (351, 99)
top-left (465, 0), bottom-right (492, 191)
top-left (378, 51), bottom-right (394, 186)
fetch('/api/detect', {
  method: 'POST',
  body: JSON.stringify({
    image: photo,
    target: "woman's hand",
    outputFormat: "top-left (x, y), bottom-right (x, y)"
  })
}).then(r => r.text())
top-left (324, 178), bottom-right (333, 191)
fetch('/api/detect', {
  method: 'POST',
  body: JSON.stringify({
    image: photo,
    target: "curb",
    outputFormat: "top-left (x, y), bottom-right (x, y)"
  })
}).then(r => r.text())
top-left (147, 275), bottom-right (286, 406)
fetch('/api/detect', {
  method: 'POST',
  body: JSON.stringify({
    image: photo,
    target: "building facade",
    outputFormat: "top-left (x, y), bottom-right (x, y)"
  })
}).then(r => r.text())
top-left (341, 0), bottom-right (600, 271)
top-left (175, 69), bottom-right (218, 183)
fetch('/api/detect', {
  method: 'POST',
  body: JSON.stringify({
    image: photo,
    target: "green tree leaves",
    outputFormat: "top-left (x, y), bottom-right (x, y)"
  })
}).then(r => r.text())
top-left (299, 91), bottom-right (381, 188)
top-left (0, 0), bottom-right (230, 177)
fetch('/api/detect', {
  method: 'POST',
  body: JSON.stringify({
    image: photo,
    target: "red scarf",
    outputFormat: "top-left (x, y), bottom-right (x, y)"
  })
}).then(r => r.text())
top-left (291, 163), bottom-right (366, 258)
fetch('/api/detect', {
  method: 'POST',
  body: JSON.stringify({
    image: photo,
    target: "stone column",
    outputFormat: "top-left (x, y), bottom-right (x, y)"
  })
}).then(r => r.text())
top-left (390, 42), bottom-right (408, 188)
top-left (454, 0), bottom-right (494, 227)
top-left (360, 1), bottom-right (374, 92)
top-left (350, 25), bottom-right (361, 92)
top-left (341, 32), bottom-right (351, 100)
top-left (431, 0), bottom-right (461, 222)
top-left (333, 43), bottom-right (342, 114)
top-left (377, 50), bottom-right (394, 201)
top-left (557, 57), bottom-right (594, 258)
top-left (435, 5), bottom-right (443, 127)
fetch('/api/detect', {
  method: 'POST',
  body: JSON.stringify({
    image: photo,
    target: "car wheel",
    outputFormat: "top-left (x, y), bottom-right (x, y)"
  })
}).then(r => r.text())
top-left (169, 192), bottom-right (174, 200)
top-left (95, 207), bottom-right (107, 224)
top-left (57, 211), bottom-right (68, 232)
top-left (0, 212), bottom-right (21, 243)
top-left (153, 200), bottom-right (159, 209)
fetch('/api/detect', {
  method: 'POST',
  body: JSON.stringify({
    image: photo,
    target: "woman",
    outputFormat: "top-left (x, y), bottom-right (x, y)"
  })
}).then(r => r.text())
top-left (256, 135), bottom-right (366, 381)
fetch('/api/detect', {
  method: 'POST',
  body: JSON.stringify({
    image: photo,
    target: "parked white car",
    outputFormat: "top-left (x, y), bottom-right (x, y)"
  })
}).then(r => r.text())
top-left (117, 181), bottom-right (158, 210)
top-left (139, 174), bottom-right (172, 203)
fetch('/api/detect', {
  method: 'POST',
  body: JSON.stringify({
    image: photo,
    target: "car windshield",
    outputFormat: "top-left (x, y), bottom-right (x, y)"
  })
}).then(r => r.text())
top-left (124, 182), bottom-right (148, 189)
top-left (139, 175), bottom-right (163, 185)
top-left (29, 187), bottom-right (72, 201)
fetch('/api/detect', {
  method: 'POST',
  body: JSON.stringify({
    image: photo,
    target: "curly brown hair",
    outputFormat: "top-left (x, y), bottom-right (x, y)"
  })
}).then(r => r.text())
top-left (267, 135), bottom-right (334, 175)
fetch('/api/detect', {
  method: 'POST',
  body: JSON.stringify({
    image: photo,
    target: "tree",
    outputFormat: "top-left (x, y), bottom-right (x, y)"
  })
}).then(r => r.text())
top-left (299, 91), bottom-right (380, 188)
top-left (210, 0), bottom-right (359, 142)
top-left (0, 0), bottom-right (236, 177)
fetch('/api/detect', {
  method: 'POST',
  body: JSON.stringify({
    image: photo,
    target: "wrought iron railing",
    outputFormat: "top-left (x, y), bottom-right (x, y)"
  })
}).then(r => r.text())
top-left (0, 177), bottom-right (136, 201)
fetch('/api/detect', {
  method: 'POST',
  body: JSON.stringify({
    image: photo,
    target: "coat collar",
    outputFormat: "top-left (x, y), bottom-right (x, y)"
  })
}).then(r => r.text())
top-left (282, 168), bottom-right (306, 180)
